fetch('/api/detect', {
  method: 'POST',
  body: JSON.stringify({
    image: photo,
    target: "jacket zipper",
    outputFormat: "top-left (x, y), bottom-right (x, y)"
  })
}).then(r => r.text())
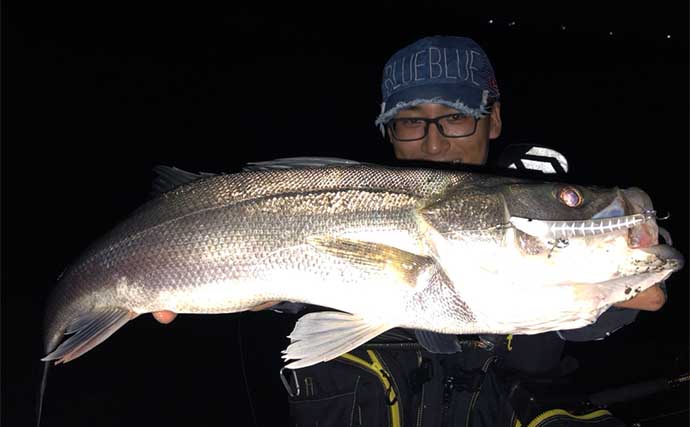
top-left (338, 350), bottom-right (401, 427)
top-left (414, 350), bottom-right (425, 427)
top-left (464, 356), bottom-right (497, 427)
top-left (526, 408), bottom-right (613, 427)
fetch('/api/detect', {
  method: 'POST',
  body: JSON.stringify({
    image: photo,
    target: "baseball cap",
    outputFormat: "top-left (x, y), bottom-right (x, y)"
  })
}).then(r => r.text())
top-left (375, 36), bottom-right (500, 132)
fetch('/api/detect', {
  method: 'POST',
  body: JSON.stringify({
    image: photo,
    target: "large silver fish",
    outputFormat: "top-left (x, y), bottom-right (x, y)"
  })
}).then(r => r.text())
top-left (42, 159), bottom-right (683, 370)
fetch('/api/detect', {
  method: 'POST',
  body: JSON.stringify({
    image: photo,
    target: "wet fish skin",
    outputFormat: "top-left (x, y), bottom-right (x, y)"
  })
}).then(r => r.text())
top-left (42, 165), bottom-right (471, 359)
top-left (41, 163), bottom-right (683, 367)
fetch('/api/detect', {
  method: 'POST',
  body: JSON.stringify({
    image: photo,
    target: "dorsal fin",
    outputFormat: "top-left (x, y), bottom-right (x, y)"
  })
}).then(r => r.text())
top-left (242, 157), bottom-right (362, 171)
top-left (151, 165), bottom-right (217, 196)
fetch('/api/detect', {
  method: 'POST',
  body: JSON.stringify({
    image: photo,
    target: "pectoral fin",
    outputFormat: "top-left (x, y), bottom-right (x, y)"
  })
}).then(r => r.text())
top-left (308, 236), bottom-right (432, 288)
top-left (414, 330), bottom-right (464, 354)
top-left (42, 307), bottom-right (138, 364)
top-left (282, 311), bottom-right (394, 369)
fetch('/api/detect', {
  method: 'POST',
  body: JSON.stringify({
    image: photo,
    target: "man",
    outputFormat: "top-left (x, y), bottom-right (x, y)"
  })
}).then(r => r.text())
top-left (151, 35), bottom-right (665, 425)
top-left (372, 35), bottom-right (663, 313)
top-left (149, 36), bottom-right (663, 330)
top-left (274, 35), bottom-right (665, 427)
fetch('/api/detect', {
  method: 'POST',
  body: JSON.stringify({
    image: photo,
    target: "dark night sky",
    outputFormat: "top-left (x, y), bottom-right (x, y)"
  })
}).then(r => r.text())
top-left (3, 3), bottom-right (689, 426)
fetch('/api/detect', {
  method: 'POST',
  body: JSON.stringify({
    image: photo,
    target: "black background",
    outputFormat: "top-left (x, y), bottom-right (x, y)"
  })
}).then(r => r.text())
top-left (3, 2), bottom-right (688, 426)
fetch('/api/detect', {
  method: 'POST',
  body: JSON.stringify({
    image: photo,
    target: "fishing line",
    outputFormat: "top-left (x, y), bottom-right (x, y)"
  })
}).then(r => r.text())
top-left (237, 315), bottom-right (259, 427)
top-left (36, 361), bottom-right (51, 427)
top-left (632, 407), bottom-right (689, 425)
top-left (547, 239), bottom-right (569, 259)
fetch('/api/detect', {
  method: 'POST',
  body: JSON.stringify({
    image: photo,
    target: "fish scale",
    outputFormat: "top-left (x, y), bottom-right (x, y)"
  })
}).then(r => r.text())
top-left (46, 178), bottom-right (431, 339)
top-left (42, 162), bottom-right (683, 372)
top-left (102, 165), bottom-right (469, 250)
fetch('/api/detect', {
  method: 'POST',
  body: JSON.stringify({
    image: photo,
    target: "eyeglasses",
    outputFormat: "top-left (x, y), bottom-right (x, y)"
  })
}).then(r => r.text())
top-left (387, 113), bottom-right (479, 142)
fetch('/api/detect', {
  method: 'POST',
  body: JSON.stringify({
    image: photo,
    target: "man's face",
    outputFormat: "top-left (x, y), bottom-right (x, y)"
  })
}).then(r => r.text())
top-left (388, 103), bottom-right (502, 165)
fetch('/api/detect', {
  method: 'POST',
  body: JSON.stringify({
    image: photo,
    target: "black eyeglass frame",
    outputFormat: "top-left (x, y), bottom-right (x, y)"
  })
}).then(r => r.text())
top-left (386, 113), bottom-right (480, 142)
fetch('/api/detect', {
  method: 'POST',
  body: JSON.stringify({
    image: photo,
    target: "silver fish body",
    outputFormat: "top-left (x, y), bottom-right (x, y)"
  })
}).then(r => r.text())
top-left (42, 163), bottom-right (684, 368)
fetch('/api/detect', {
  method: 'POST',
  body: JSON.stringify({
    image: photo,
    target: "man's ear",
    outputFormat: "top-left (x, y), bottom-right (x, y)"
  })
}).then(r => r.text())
top-left (386, 126), bottom-right (394, 143)
top-left (489, 102), bottom-right (502, 140)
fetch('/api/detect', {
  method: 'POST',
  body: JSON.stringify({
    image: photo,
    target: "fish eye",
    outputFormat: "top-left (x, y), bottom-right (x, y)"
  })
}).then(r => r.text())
top-left (557, 186), bottom-right (583, 208)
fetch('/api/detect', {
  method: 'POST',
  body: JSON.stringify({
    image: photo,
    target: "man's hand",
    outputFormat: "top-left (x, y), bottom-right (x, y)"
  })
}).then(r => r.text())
top-left (249, 301), bottom-right (281, 311)
top-left (613, 284), bottom-right (666, 311)
top-left (150, 301), bottom-right (281, 325)
top-left (152, 310), bottom-right (177, 324)
top-left (149, 285), bottom-right (665, 326)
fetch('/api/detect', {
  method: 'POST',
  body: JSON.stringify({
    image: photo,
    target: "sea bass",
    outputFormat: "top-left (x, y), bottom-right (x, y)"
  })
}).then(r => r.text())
top-left (42, 160), bottom-right (684, 370)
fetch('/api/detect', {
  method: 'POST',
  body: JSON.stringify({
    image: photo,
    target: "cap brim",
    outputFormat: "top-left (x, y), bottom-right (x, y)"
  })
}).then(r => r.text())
top-left (387, 83), bottom-right (485, 108)
top-left (375, 83), bottom-right (490, 126)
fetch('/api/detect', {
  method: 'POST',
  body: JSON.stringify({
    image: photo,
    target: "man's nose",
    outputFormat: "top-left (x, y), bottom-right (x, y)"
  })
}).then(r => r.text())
top-left (422, 123), bottom-right (449, 155)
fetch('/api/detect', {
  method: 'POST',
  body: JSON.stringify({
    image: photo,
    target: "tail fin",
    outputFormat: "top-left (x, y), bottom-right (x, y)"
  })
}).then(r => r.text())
top-left (41, 307), bottom-right (137, 364)
top-left (37, 307), bottom-right (139, 424)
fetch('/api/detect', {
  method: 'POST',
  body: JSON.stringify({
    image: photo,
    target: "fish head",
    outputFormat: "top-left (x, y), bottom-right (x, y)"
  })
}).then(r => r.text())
top-left (421, 180), bottom-right (684, 292)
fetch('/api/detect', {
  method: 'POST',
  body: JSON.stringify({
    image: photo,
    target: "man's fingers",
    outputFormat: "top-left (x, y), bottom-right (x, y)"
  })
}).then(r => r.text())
top-left (152, 310), bottom-right (178, 324)
top-left (613, 284), bottom-right (666, 311)
top-left (249, 301), bottom-right (281, 311)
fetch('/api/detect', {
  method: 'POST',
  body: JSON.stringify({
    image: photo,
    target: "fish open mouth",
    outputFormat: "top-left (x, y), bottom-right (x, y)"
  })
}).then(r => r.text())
top-left (639, 244), bottom-right (685, 272)
top-left (619, 188), bottom-right (684, 270)
top-left (620, 187), bottom-right (659, 249)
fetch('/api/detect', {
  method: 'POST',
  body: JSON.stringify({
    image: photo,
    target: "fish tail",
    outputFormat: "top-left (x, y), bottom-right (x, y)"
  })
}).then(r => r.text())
top-left (42, 307), bottom-right (138, 364)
